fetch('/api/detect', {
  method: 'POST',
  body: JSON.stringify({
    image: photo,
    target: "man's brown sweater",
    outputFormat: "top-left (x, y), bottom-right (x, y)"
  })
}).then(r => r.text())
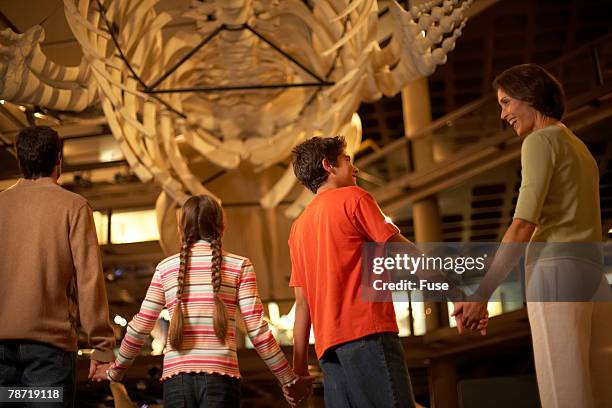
top-left (0, 178), bottom-right (115, 361)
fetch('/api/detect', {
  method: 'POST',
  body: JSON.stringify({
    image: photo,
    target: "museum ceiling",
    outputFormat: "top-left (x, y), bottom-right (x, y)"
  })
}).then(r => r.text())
top-left (0, 0), bottom-right (611, 311)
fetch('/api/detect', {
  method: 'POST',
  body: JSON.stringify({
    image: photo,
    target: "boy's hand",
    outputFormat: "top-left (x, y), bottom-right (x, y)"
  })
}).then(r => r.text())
top-left (452, 302), bottom-right (488, 335)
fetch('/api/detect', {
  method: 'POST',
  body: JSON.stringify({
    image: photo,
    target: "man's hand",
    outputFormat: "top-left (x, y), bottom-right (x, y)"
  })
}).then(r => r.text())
top-left (89, 360), bottom-right (111, 382)
top-left (452, 302), bottom-right (489, 335)
top-left (283, 375), bottom-right (314, 407)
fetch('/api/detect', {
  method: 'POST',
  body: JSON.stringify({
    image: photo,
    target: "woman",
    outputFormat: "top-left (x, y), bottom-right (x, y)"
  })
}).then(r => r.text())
top-left (95, 195), bottom-right (311, 407)
top-left (455, 64), bottom-right (612, 407)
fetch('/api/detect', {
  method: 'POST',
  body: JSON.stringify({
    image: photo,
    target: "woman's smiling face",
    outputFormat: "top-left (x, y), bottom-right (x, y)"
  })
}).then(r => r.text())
top-left (497, 87), bottom-right (539, 137)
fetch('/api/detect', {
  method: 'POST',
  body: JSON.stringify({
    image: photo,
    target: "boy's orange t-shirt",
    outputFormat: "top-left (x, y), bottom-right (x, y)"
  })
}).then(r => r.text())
top-left (289, 186), bottom-right (400, 359)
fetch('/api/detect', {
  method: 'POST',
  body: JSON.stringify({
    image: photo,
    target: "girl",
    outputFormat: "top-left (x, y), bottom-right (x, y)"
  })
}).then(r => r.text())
top-left (98, 195), bottom-right (311, 407)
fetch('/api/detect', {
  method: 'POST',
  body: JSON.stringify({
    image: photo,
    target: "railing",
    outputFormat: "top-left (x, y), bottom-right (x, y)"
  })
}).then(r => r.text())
top-left (356, 32), bottom-right (612, 212)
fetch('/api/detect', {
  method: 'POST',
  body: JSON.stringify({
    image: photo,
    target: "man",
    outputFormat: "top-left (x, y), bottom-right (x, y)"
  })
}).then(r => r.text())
top-left (0, 126), bottom-right (115, 406)
top-left (289, 136), bottom-right (416, 407)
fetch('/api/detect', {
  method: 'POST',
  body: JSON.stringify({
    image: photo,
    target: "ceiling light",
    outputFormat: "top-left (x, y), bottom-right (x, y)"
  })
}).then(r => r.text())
top-left (114, 315), bottom-right (127, 327)
top-left (268, 302), bottom-right (280, 323)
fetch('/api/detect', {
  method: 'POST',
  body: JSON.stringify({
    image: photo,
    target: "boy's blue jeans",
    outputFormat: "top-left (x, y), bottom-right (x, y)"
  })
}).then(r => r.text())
top-left (319, 332), bottom-right (416, 408)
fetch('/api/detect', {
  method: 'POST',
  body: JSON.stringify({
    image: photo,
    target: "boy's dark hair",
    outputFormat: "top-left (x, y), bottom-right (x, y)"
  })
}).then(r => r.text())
top-left (492, 63), bottom-right (566, 120)
top-left (15, 126), bottom-right (62, 179)
top-left (291, 136), bottom-right (346, 193)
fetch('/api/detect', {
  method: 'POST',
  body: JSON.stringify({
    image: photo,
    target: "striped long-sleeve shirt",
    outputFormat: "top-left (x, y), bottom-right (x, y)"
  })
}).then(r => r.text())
top-left (109, 241), bottom-right (297, 385)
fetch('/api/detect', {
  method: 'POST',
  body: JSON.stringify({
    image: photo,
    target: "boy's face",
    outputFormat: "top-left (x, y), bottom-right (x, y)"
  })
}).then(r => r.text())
top-left (332, 151), bottom-right (358, 187)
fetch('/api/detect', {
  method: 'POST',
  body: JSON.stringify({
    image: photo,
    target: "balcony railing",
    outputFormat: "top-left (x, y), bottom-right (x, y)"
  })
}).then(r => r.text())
top-left (356, 32), bottom-right (612, 215)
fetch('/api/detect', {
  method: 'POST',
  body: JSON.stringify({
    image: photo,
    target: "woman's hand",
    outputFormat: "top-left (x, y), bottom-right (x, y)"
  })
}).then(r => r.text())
top-left (452, 301), bottom-right (489, 335)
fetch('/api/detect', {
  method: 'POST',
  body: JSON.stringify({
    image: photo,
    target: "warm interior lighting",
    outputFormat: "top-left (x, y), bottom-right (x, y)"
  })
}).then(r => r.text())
top-left (393, 302), bottom-right (411, 336)
top-left (487, 301), bottom-right (503, 318)
top-left (160, 309), bottom-right (170, 321)
top-left (92, 211), bottom-right (109, 245)
top-left (99, 147), bottom-right (124, 162)
top-left (411, 300), bottom-right (426, 335)
top-left (268, 302), bottom-right (280, 323)
top-left (245, 302), bottom-right (314, 348)
top-left (110, 209), bottom-right (160, 244)
top-left (114, 315), bottom-right (127, 327)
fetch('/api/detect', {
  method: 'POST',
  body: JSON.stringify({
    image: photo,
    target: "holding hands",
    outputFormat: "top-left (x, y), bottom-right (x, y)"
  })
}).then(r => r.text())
top-left (452, 299), bottom-right (489, 335)
top-left (89, 359), bottom-right (312, 407)
top-left (88, 360), bottom-right (112, 382)
top-left (283, 375), bottom-right (315, 407)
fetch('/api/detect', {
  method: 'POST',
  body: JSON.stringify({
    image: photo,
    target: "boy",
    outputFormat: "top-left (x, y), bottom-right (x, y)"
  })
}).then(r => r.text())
top-left (289, 136), bottom-right (416, 407)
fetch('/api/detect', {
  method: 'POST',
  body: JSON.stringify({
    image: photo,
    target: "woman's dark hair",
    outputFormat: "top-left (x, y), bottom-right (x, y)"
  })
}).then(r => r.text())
top-left (15, 126), bottom-right (62, 179)
top-left (168, 195), bottom-right (227, 349)
top-left (492, 63), bottom-right (566, 120)
top-left (291, 136), bottom-right (347, 193)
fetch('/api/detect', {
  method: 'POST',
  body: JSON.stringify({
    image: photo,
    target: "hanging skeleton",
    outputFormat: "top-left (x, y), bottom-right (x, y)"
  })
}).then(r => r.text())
top-left (0, 0), bottom-right (471, 255)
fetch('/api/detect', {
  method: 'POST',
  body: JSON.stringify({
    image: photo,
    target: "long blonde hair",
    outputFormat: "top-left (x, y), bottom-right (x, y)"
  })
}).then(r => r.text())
top-left (168, 195), bottom-right (227, 349)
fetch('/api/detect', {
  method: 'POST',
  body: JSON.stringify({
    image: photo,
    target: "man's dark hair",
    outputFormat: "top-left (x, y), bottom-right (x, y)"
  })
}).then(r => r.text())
top-left (15, 126), bottom-right (62, 179)
top-left (292, 136), bottom-right (346, 193)
top-left (492, 63), bottom-right (566, 120)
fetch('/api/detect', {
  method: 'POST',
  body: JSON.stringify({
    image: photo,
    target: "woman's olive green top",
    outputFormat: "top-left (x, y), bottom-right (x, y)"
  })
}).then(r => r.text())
top-left (514, 125), bottom-right (602, 263)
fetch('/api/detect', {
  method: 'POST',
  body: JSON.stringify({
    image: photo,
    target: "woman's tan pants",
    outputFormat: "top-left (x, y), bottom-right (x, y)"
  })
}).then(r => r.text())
top-left (526, 257), bottom-right (612, 408)
top-left (527, 299), bottom-right (612, 407)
